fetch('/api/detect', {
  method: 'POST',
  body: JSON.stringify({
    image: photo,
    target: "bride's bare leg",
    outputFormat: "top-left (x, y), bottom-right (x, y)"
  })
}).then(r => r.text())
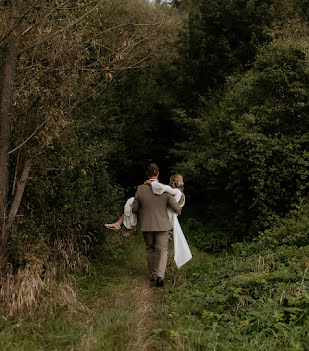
top-left (123, 227), bottom-right (136, 237)
top-left (105, 214), bottom-right (124, 230)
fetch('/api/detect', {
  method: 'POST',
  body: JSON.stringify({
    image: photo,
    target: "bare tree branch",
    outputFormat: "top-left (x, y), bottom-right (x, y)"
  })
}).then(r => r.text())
top-left (0, 0), bottom-right (40, 45)
top-left (131, 22), bottom-right (164, 26)
top-left (8, 121), bottom-right (46, 155)
top-left (19, 0), bottom-right (105, 54)
top-left (11, 148), bottom-right (21, 195)
top-left (21, 1), bottom-right (70, 36)
top-left (6, 158), bottom-right (32, 230)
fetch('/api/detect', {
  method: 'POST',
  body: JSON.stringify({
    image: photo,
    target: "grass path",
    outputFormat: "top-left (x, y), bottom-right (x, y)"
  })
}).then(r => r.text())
top-left (77, 233), bottom-right (178, 351)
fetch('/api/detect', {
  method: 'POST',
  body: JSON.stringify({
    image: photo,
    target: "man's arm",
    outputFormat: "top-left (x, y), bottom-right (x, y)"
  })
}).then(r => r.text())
top-left (167, 194), bottom-right (181, 215)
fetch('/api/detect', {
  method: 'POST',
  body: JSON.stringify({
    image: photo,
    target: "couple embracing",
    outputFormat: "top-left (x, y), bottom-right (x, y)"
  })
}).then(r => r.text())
top-left (105, 163), bottom-right (192, 287)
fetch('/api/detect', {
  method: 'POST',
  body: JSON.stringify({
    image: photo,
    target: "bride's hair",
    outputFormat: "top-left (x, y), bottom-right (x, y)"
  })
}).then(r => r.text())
top-left (169, 174), bottom-right (184, 192)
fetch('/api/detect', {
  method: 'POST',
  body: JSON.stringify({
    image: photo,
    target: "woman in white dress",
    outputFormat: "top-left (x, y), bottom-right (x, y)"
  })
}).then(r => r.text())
top-left (105, 174), bottom-right (192, 268)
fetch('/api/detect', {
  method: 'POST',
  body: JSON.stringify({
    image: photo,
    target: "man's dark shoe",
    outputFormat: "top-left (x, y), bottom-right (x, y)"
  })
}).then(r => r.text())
top-left (156, 277), bottom-right (164, 287)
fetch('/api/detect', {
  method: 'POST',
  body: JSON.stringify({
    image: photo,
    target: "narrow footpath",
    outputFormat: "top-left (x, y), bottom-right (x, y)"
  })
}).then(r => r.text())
top-left (75, 232), bottom-right (187, 351)
top-left (0, 232), bottom-right (192, 351)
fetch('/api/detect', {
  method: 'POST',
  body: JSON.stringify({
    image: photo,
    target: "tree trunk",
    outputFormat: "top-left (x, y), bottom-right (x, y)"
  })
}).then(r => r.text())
top-left (6, 158), bottom-right (32, 230)
top-left (0, 0), bottom-right (20, 272)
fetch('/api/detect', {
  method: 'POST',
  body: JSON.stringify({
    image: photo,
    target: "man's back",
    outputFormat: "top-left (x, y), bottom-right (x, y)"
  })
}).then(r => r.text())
top-left (132, 184), bottom-right (181, 232)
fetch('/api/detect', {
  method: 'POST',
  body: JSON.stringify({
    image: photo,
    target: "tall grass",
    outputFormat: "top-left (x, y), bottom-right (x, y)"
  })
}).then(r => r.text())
top-left (0, 232), bottom-right (92, 319)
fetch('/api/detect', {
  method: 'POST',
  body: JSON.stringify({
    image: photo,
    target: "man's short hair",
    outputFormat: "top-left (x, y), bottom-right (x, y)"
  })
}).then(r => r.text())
top-left (147, 163), bottom-right (159, 177)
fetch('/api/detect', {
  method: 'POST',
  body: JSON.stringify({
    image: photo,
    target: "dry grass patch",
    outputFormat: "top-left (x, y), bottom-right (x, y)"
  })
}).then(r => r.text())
top-left (0, 264), bottom-right (89, 319)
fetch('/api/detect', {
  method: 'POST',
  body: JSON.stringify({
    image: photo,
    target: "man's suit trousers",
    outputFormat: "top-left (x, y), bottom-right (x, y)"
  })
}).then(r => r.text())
top-left (143, 231), bottom-right (169, 280)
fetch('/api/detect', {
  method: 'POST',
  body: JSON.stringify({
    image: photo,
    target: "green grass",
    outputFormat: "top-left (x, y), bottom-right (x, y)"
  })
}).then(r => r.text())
top-left (1, 210), bottom-right (308, 350)
top-left (0, 233), bottom-right (174, 351)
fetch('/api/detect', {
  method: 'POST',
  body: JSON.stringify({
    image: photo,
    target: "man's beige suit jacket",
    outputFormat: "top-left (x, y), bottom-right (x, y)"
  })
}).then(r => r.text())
top-left (132, 183), bottom-right (181, 232)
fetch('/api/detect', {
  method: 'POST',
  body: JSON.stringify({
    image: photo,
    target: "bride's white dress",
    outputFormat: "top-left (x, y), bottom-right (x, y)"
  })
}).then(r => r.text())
top-left (123, 197), bottom-right (137, 229)
top-left (123, 181), bottom-right (192, 268)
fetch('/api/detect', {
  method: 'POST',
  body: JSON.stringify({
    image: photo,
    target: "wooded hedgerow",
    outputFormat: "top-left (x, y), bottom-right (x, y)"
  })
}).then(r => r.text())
top-left (0, 0), bottom-right (308, 321)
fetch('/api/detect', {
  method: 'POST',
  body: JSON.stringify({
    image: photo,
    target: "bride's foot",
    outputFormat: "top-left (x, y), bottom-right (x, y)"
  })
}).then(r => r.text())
top-left (105, 222), bottom-right (121, 230)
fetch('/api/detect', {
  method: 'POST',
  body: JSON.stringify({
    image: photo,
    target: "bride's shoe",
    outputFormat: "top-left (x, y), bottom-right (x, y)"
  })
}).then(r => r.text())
top-left (105, 222), bottom-right (121, 230)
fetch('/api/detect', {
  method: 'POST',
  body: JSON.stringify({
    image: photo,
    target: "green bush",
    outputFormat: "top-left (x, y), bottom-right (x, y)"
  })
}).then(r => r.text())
top-left (259, 203), bottom-right (309, 248)
top-left (9, 103), bottom-right (125, 270)
top-left (181, 217), bottom-right (231, 250)
top-left (176, 40), bottom-right (309, 240)
top-left (231, 202), bottom-right (309, 255)
top-left (166, 203), bottom-right (309, 350)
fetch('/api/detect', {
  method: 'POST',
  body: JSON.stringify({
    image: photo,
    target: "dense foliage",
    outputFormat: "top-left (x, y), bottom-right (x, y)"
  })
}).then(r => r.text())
top-left (2, 0), bottom-right (306, 265)
top-left (180, 0), bottom-right (274, 96)
top-left (176, 40), bottom-right (309, 240)
top-left (0, 3), bottom-right (308, 342)
top-left (0, 0), bottom-right (177, 272)
top-left (10, 102), bottom-right (124, 271)
top-left (163, 204), bottom-right (309, 350)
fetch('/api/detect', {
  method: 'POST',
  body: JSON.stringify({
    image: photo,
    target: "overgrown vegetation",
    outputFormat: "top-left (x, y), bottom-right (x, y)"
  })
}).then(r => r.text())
top-left (0, 0), bottom-right (308, 349)
top-left (0, 234), bottom-right (171, 351)
top-left (176, 39), bottom-right (309, 240)
top-left (161, 205), bottom-right (309, 350)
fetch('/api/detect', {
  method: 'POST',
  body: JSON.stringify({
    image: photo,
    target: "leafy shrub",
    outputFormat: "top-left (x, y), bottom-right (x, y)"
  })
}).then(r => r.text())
top-left (166, 204), bottom-right (309, 350)
top-left (231, 202), bottom-right (309, 255)
top-left (176, 39), bottom-right (309, 240)
top-left (9, 103), bottom-right (125, 271)
top-left (181, 217), bottom-right (231, 251)
top-left (259, 203), bottom-right (309, 248)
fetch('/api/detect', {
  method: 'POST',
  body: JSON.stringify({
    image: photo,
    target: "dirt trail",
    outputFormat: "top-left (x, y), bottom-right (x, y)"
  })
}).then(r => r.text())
top-left (82, 235), bottom-right (178, 351)
top-left (117, 278), bottom-right (163, 350)
top-left (117, 245), bottom-right (168, 351)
